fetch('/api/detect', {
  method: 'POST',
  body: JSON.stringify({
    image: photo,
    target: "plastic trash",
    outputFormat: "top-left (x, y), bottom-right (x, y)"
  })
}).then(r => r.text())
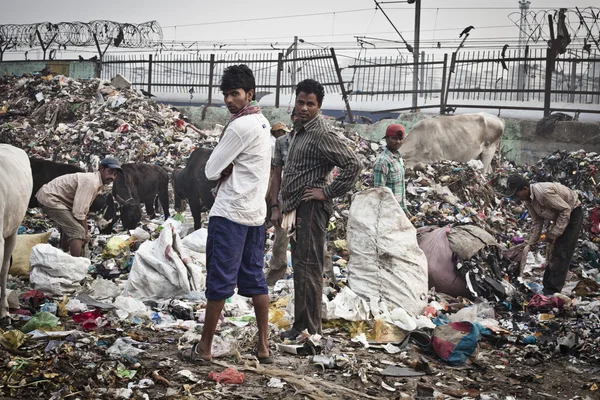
top-left (102, 235), bottom-right (129, 259)
top-left (324, 286), bottom-right (370, 322)
top-left (208, 367), bottom-right (245, 384)
top-left (66, 299), bottom-right (89, 313)
top-left (21, 312), bottom-right (59, 333)
top-left (40, 302), bottom-right (58, 315)
top-left (113, 296), bottom-right (147, 317)
top-left (124, 221), bottom-right (204, 300)
top-left (72, 309), bottom-right (107, 330)
top-left (389, 306), bottom-right (418, 331)
top-left (181, 228), bottom-right (208, 253)
top-left (107, 337), bottom-right (146, 359)
top-left (29, 244), bottom-right (91, 295)
top-left (0, 330), bottom-right (27, 350)
top-left (88, 277), bottom-right (122, 301)
top-left (132, 227), bottom-right (150, 241)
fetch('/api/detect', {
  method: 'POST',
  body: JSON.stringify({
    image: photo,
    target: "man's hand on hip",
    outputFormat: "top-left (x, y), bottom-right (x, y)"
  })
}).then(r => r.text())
top-left (302, 187), bottom-right (327, 202)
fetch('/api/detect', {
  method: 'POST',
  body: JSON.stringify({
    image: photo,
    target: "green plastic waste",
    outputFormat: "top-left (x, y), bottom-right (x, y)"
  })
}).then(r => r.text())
top-left (21, 312), bottom-right (59, 333)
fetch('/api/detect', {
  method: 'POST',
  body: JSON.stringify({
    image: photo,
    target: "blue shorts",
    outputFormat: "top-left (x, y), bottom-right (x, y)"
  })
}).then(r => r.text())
top-left (205, 216), bottom-right (268, 300)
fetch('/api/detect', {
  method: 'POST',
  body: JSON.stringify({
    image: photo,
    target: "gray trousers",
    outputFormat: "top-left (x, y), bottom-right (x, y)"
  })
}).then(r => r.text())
top-left (267, 225), bottom-right (336, 286)
top-left (290, 200), bottom-right (332, 335)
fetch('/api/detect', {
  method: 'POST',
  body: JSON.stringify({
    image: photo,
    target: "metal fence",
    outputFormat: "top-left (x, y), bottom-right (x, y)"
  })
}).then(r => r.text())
top-left (447, 47), bottom-right (600, 105)
top-left (97, 46), bottom-right (600, 117)
top-left (101, 48), bottom-right (347, 109)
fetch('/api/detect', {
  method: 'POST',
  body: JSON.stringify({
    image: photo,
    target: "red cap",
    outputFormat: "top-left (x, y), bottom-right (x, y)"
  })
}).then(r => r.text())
top-left (385, 124), bottom-right (405, 138)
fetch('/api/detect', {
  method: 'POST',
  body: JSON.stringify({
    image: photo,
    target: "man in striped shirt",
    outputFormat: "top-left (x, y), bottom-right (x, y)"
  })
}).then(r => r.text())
top-left (279, 79), bottom-right (361, 338)
top-left (505, 175), bottom-right (583, 295)
top-left (373, 123), bottom-right (407, 212)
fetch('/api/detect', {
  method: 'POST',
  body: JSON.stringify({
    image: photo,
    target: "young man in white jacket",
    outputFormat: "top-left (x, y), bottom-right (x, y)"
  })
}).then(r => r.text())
top-left (183, 65), bottom-right (273, 364)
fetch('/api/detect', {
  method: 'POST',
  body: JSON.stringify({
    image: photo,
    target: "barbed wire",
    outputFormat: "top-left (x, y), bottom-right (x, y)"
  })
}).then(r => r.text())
top-left (508, 6), bottom-right (600, 54)
top-left (0, 20), bottom-right (162, 48)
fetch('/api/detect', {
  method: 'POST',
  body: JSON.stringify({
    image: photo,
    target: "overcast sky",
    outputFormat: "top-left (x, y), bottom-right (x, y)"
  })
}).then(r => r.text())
top-left (1, 0), bottom-right (597, 59)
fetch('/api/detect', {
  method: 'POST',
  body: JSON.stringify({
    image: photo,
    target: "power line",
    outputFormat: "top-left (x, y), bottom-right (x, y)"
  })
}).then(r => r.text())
top-left (162, 8), bottom-right (373, 28)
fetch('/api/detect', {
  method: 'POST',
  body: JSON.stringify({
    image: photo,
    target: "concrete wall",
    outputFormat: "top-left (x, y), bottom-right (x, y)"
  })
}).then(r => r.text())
top-left (0, 60), bottom-right (98, 79)
top-left (177, 106), bottom-right (600, 166)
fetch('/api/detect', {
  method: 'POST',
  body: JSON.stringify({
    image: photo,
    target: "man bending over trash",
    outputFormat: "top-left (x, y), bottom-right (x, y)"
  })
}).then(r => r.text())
top-left (504, 174), bottom-right (583, 295)
top-left (36, 157), bottom-right (122, 258)
top-left (182, 64), bottom-right (273, 365)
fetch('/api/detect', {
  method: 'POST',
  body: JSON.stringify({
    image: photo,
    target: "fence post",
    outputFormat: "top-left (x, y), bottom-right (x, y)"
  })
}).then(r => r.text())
top-left (543, 48), bottom-right (554, 117)
top-left (330, 48), bottom-right (354, 123)
top-left (419, 51), bottom-right (425, 99)
top-left (444, 52), bottom-right (457, 111)
top-left (275, 52), bottom-right (283, 108)
top-left (569, 59), bottom-right (577, 103)
top-left (440, 53), bottom-right (448, 114)
top-left (147, 54), bottom-right (153, 95)
top-left (208, 54), bottom-right (215, 106)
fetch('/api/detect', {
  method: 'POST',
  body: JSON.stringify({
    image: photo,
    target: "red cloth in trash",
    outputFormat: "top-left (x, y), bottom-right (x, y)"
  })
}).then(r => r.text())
top-left (527, 294), bottom-right (565, 311)
top-left (208, 367), bottom-right (245, 384)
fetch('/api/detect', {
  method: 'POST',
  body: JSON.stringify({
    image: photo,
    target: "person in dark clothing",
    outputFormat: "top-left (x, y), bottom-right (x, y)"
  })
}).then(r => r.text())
top-left (278, 79), bottom-right (361, 338)
top-left (505, 175), bottom-right (583, 295)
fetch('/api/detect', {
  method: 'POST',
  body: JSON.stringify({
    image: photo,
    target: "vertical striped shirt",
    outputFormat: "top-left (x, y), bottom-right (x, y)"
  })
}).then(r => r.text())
top-left (280, 115), bottom-right (360, 214)
top-left (525, 182), bottom-right (581, 242)
top-left (373, 147), bottom-right (407, 211)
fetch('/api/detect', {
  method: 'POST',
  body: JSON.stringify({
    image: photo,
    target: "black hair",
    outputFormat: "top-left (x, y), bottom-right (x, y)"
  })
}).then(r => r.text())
top-left (506, 174), bottom-right (530, 195)
top-left (295, 79), bottom-right (325, 106)
top-left (220, 64), bottom-right (256, 100)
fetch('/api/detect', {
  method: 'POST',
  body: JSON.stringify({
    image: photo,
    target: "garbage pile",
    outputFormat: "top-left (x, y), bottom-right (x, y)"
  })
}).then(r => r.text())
top-left (1, 73), bottom-right (599, 398)
top-left (0, 73), bottom-right (220, 170)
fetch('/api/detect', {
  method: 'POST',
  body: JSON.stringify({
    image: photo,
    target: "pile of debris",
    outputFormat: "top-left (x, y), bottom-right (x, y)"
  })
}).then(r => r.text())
top-left (0, 74), bottom-right (219, 170)
top-left (1, 74), bottom-right (600, 398)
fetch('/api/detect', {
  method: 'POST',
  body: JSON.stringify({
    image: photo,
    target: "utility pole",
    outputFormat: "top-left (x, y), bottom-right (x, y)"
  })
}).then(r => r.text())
top-left (517, 0), bottom-right (530, 101)
top-left (291, 35), bottom-right (298, 89)
top-left (518, 0), bottom-right (531, 53)
top-left (412, 0), bottom-right (421, 110)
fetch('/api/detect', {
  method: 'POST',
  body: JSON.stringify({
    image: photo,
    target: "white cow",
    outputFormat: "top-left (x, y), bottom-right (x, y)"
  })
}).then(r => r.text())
top-left (401, 112), bottom-right (505, 174)
top-left (0, 144), bottom-right (33, 319)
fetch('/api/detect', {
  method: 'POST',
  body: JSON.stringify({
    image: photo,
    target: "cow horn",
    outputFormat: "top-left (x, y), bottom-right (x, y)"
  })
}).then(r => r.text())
top-left (115, 195), bottom-right (135, 204)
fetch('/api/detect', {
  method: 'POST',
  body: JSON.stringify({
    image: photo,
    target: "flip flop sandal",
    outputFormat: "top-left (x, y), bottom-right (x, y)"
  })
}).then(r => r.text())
top-left (251, 346), bottom-right (275, 364)
top-left (181, 343), bottom-right (212, 366)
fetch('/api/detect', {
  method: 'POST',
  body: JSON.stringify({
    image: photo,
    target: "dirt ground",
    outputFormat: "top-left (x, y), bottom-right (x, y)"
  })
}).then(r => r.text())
top-left (1, 314), bottom-right (598, 400)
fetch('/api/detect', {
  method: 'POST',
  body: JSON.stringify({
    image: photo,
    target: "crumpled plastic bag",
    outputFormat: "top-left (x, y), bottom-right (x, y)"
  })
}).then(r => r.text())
top-left (324, 286), bottom-right (370, 322)
top-left (21, 312), bottom-right (59, 333)
top-left (181, 228), bottom-right (208, 253)
top-left (208, 367), bottom-right (244, 384)
top-left (113, 295), bottom-right (147, 317)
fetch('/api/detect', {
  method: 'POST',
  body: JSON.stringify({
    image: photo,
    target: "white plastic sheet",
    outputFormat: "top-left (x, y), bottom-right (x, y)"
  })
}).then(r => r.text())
top-left (124, 221), bottom-right (205, 300)
top-left (181, 228), bottom-right (208, 253)
top-left (347, 188), bottom-right (428, 316)
top-left (324, 286), bottom-right (370, 321)
top-left (29, 244), bottom-right (91, 296)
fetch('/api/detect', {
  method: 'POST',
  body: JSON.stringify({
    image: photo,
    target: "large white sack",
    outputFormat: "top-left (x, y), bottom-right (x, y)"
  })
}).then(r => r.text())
top-left (181, 228), bottom-right (208, 253)
top-left (347, 188), bottom-right (428, 316)
top-left (30, 244), bottom-right (91, 296)
top-left (124, 221), bottom-right (205, 300)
